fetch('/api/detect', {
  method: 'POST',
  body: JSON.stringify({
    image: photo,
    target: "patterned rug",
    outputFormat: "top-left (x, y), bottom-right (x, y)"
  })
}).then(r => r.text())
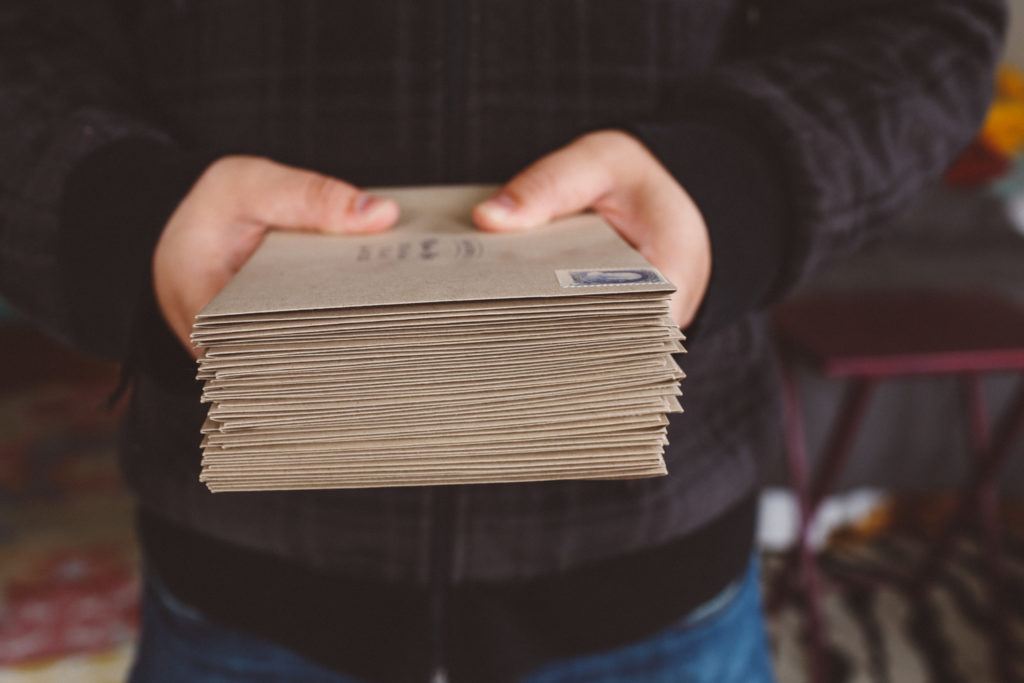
top-left (0, 328), bottom-right (136, 682)
top-left (767, 527), bottom-right (1024, 683)
top-left (1, 325), bottom-right (1022, 682)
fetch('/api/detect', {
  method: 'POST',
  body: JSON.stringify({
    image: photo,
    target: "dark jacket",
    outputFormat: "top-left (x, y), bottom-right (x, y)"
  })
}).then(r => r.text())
top-left (0, 0), bottom-right (1002, 581)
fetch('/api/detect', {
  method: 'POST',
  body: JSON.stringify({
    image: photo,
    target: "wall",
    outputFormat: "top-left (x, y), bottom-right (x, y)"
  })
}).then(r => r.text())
top-left (1007, 0), bottom-right (1024, 67)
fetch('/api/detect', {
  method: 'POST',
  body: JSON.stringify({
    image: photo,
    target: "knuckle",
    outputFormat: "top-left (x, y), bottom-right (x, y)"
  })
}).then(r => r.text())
top-left (579, 129), bottom-right (634, 162)
top-left (209, 154), bottom-right (250, 177)
top-left (199, 156), bottom-right (234, 187)
top-left (303, 174), bottom-right (353, 214)
top-left (574, 130), bottom-right (609, 149)
top-left (510, 167), bottom-right (559, 207)
top-left (202, 155), bottom-right (264, 191)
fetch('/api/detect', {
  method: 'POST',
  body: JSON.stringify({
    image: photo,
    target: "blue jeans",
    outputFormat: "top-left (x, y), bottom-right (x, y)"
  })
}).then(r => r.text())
top-left (130, 557), bottom-right (774, 683)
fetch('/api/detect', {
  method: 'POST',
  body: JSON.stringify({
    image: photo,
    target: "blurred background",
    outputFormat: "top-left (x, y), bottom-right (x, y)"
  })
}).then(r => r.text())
top-left (4, 7), bottom-right (1024, 683)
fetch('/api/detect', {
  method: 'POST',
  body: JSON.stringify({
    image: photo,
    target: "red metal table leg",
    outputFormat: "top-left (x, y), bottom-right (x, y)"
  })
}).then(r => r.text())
top-left (961, 375), bottom-right (1014, 683)
top-left (765, 359), bottom-right (812, 615)
top-left (807, 380), bottom-right (877, 511)
top-left (985, 378), bottom-right (1024, 683)
top-left (910, 375), bottom-right (1024, 683)
top-left (914, 377), bottom-right (1024, 586)
top-left (770, 355), bottom-right (877, 683)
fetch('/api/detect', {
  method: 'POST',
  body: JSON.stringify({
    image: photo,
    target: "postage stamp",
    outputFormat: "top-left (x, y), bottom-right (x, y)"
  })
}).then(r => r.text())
top-left (555, 268), bottom-right (667, 288)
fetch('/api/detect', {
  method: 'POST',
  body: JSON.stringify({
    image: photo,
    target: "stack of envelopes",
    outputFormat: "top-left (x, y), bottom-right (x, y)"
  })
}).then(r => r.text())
top-left (192, 186), bottom-right (684, 491)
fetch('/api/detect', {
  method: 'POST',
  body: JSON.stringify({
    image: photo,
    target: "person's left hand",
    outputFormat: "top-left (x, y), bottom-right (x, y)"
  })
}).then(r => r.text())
top-left (472, 130), bottom-right (711, 328)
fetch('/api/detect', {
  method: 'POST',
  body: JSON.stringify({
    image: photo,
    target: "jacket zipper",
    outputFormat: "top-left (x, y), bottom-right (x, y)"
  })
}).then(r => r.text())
top-left (428, 486), bottom-right (456, 683)
top-left (441, 0), bottom-right (468, 182)
top-left (430, 2), bottom-right (467, 678)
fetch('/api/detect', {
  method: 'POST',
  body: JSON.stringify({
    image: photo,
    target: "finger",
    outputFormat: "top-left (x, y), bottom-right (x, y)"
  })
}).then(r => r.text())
top-left (473, 140), bottom-right (614, 231)
top-left (238, 158), bottom-right (399, 233)
top-left (169, 295), bottom-right (201, 359)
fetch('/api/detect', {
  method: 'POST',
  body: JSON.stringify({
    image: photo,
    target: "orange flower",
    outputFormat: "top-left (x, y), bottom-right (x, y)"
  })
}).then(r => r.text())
top-left (978, 65), bottom-right (1024, 157)
top-left (981, 100), bottom-right (1024, 156)
top-left (996, 64), bottom-right (1024, 101)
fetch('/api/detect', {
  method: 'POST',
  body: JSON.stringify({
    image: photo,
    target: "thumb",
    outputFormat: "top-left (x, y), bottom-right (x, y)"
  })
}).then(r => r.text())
top-left (238, 158), bottom-right (399, 233)
top-left (473, 139), bottom-right (614, 232)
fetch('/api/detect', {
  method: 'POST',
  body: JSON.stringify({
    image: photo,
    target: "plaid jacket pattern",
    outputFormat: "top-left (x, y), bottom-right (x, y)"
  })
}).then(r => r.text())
top-left (0, 0), bottom-right (1003, 581)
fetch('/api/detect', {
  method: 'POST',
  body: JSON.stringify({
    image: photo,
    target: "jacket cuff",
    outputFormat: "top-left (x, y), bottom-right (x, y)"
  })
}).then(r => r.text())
top-left (625, 116), bottom-right (789, 338)
top-left (58, 139), bottom-right (219, 361)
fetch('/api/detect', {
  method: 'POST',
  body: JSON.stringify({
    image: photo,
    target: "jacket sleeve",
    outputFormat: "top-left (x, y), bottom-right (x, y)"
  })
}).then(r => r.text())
top-left (629, 0), bottom-right (1006, 336)
top-left (0, 2), bottom-right (213, 360)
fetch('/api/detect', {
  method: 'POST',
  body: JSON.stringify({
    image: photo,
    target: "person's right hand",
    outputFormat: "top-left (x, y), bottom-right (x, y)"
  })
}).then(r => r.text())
top-left (153, 156), bottom-right (399, 358)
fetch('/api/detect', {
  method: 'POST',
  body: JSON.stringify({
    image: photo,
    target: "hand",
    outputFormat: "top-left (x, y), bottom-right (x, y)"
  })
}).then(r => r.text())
top-left (153, 156), bottom-right (399, 357)
top-left (472, 130), bottom-right (711, 327)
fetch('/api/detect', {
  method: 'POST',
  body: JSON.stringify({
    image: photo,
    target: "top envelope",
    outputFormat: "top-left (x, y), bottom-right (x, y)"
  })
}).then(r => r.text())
top-left (197, 185), bottom-right (674, 319)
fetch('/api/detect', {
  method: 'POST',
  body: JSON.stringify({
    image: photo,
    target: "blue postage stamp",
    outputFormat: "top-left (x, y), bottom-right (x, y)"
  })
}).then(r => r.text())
top-left (556, 267), bottom-right (667, 288)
